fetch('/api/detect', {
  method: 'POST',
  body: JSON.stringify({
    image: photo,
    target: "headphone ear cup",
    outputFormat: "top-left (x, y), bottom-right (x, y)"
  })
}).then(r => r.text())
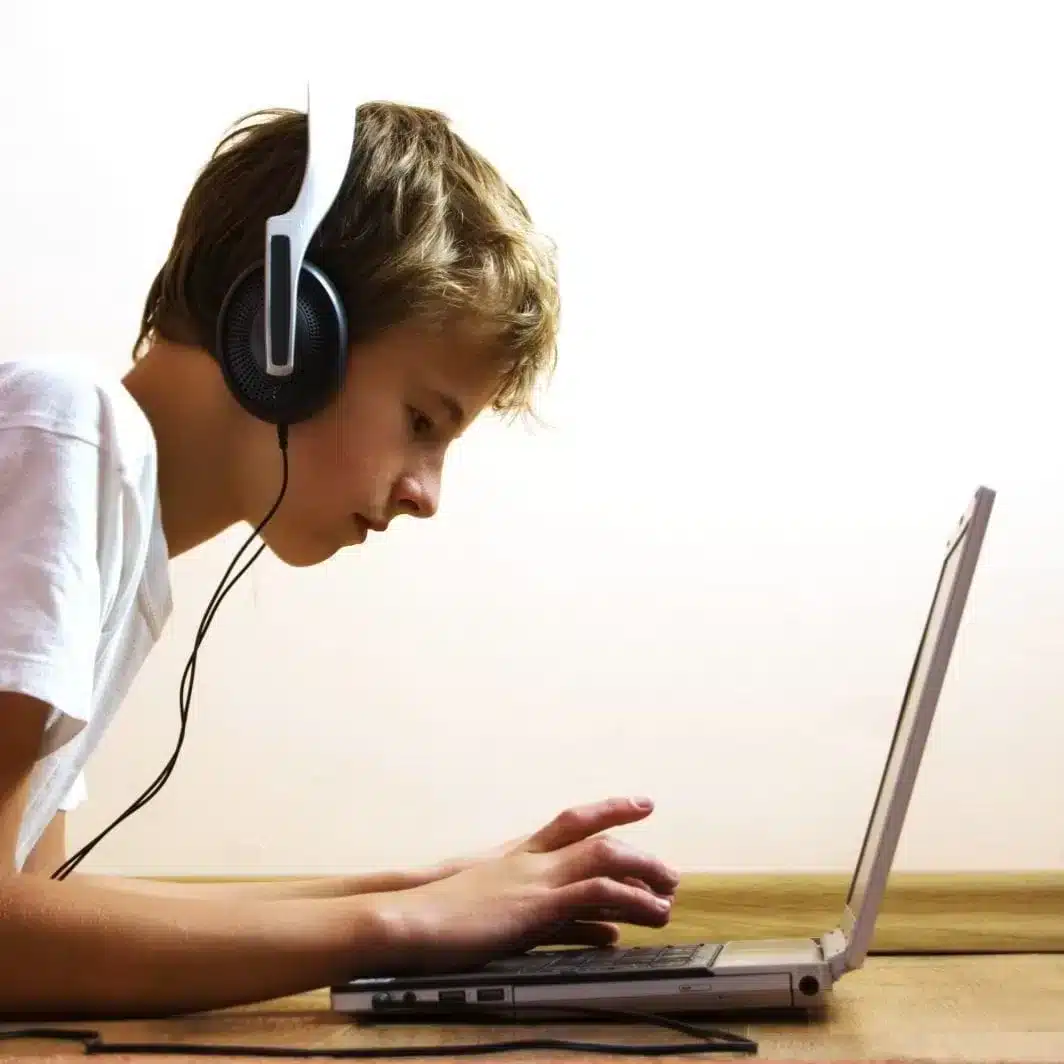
top-left (216, 260), bottom-right (348, 426)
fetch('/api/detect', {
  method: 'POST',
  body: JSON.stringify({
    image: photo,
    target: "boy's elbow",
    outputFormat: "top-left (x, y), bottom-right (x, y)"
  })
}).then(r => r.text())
top-left (20, 813), bottom-right (66, 877)
top-left (0, 690), bottom-right (53, 878)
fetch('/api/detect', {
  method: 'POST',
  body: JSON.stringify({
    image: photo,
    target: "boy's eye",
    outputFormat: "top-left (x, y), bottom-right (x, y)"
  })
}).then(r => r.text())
top-left (409, 407), bottom-right (435, 437)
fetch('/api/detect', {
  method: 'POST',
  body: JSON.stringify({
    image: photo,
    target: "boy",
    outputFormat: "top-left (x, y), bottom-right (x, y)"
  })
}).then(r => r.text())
top-left (0, 101), bottom-right (679, 1018)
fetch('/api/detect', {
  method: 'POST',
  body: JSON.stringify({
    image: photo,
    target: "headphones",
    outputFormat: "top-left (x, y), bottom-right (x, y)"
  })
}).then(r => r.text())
top-left (216, 85), bottom-right (358, 427)
top-left (51, 85), bottom-right (358, 880)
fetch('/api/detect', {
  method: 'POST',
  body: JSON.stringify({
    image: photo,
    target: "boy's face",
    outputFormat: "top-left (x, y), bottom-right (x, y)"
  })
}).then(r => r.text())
top-left (240, 321), bottom-right (504, 567)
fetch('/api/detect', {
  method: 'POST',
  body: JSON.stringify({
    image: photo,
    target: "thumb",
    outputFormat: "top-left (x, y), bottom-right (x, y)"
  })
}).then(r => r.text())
top-left (524, 797), bottom-right (655, 853)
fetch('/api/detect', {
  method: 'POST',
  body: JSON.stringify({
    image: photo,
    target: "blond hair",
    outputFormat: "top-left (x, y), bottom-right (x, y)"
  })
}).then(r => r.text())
top-left (135, 101), bottom-right (559, 416)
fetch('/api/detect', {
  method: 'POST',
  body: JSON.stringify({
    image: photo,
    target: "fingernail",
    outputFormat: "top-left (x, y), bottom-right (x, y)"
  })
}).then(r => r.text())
top-left (632, 797), bottom-right (652, 809)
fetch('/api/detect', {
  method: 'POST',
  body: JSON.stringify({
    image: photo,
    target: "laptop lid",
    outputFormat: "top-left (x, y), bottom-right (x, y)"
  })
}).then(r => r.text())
top-left (838, 486), bottom-right (995, 972)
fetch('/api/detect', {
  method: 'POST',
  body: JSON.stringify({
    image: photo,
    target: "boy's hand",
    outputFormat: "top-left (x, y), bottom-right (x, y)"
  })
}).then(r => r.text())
top-left (367, 806), bottom-right (680, 976)
top-left (435, 796), bottom-right (670, 896)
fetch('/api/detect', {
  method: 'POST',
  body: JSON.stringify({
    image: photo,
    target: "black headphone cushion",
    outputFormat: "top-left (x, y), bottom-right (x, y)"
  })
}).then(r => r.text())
top-left (216, 260), bottom-right (349, 426)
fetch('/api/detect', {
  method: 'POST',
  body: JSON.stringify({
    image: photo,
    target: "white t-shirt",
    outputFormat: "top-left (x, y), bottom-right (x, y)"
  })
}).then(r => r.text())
top-left (0, 355), bottom-right (172, 871)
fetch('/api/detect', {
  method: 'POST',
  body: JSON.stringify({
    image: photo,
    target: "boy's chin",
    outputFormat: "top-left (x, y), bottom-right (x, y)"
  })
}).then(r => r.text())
top-left (259, 528), bottom-right (349, 568)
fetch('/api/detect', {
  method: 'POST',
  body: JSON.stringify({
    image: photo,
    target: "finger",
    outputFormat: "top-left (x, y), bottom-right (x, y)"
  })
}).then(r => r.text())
top-left (561, 834), bottom-right (681, 897)
top-left (539, 921), bottom-right (620, 948)
top-left (554, 876), bottom-right (673, 929)
top-left (524, 797), bottom-right (655, 853)
top-left (623, 875), bottom-right (676, 902)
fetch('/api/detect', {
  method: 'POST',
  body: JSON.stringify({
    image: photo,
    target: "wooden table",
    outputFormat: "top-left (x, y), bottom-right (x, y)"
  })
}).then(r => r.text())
top-left (3, 955), bottom-right (1063, 1061)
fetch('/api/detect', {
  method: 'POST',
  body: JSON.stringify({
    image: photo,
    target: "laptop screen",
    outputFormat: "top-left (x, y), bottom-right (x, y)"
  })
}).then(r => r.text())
top-left (844, 515), bottom-right (971, 924)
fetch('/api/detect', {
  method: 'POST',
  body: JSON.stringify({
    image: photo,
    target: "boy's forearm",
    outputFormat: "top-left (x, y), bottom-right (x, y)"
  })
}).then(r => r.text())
top-left (69, 867), bottom-right (440, 901)
top-left (0, 873), bottom-right (394, 1018)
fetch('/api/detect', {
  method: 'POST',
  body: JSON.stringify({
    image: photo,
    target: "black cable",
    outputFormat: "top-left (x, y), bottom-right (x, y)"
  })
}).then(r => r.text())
top-left (52, 424), bottom-right (291, 880)
top-left (33, 424), bottom-right (759, 1055)
top-left (0, 1001), bottom-right (758, 1056)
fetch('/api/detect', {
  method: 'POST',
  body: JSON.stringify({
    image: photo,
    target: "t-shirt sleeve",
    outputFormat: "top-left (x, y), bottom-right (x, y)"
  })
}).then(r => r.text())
top-left (58, 769), bottom-right (88, 811)
top-left (0, 425), bottom-right (103, 753)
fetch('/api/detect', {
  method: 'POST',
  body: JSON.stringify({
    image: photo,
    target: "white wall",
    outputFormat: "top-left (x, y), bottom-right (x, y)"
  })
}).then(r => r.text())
top-left (2, 2), bottom-right (1063, 876)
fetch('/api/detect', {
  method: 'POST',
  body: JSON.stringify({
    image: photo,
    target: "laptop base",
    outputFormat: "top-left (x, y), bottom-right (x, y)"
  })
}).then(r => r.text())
top-left (330, 937), bottom-right (839, 1017)
top-left (331, 485), bottom-right (995, 1025)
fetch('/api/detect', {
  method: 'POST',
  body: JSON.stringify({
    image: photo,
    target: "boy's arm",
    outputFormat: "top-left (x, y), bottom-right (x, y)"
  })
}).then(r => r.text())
top-left (2, 696), bottom-right (681, 1018)
top-left (0, 692), bottom-right (396, 1018)
top-left (26, 814), bottom-right (440, 898)
top-left (74, 866), bottom-right (438, 899)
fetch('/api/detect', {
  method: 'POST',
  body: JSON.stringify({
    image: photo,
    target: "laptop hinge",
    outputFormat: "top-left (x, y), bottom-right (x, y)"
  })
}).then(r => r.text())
top-left (820, 928), bottom-right (849, 980)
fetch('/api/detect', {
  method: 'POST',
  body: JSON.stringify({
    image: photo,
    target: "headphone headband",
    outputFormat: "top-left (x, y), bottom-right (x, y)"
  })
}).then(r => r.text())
top-left (264, 83), bottom-right (358, 378)
top-left (216, 82), bottom-right (356, 427)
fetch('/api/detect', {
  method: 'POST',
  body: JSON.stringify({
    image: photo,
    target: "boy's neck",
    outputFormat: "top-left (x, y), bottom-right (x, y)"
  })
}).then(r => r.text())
top-left (123, 342), bottom-right (245, 558)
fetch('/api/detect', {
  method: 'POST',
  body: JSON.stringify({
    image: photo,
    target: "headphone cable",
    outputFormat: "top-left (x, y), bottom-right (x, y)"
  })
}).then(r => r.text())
top-left (0, 1000), bottom-right (758, 1056)
top-left (52, 425), bottom-right (290, 880)
top-left (38, 423), bottom-right (759, 1055)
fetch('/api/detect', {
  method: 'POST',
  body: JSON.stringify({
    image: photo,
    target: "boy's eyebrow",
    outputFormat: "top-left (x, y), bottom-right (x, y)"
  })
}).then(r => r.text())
top-left (433, 390), bottom-right (466, 428)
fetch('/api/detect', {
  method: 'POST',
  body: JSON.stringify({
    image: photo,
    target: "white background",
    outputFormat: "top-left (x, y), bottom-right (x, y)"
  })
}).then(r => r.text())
top-left (2, 2), bottom-right (1062, 875)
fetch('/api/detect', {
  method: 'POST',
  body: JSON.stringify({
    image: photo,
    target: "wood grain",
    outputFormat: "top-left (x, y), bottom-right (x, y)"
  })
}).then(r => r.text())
top-left (5, 955), bottom-right (1064, 1061)
top-left (625, 871), bottom-right (1064, 952)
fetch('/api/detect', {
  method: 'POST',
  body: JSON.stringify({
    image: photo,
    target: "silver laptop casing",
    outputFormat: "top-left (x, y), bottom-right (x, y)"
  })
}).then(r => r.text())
top-left (331, 486), bottom-right (995, 1018)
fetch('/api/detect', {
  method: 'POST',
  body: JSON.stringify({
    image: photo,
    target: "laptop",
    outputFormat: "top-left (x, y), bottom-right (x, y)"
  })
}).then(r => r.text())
top-left (331, 485), bottom-right (996, 1019)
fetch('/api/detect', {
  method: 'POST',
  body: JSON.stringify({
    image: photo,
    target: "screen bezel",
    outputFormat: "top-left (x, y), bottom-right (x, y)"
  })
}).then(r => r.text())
top-left (839, 486), bottom-right (995, 970)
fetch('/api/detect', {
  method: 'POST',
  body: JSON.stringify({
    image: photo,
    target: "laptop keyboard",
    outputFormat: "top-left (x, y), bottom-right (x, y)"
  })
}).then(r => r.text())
top-left (485, 943), bottom-right (719, 977)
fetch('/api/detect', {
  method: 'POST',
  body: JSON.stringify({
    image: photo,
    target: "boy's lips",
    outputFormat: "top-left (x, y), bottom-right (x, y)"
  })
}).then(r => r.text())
top-left (351, 514), bottom-right (388, 542)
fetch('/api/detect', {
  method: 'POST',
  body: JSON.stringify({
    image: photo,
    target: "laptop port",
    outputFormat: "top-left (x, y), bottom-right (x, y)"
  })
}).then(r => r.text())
top-left (438, 989), bottom-right (466, 1003)
top-left (476, 988), bottom-right (505, 1002)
